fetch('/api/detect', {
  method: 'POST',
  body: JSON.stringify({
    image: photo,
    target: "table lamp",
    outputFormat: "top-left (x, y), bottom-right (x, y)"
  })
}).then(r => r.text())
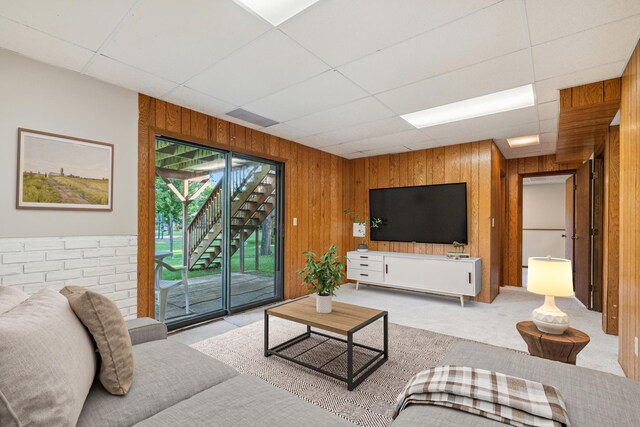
top-left (527, 256), bottom-right (574, 335)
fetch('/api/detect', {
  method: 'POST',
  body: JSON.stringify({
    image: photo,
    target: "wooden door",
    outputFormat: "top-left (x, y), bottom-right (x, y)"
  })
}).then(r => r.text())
top-left (574, 160), bottom-right (592, 308)
top-left (592, 158), bottom-right (604, 312)
top-left (565, 176), bottom-right (575, 264)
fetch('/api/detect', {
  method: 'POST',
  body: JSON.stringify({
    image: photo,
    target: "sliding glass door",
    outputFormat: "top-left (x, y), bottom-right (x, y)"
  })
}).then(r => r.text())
top-left (229, 154), bottom-right (281, 311)
top-left (153, 137), bottom-right (282, 328)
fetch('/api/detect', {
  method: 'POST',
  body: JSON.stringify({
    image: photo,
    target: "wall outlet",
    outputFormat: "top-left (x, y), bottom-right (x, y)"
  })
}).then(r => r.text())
top-left (635, 336), bottom-right (638, 357)
top-left (293, 217), bottom-right (298, 226)
top-left (353, 222), bottom-right (366, 238)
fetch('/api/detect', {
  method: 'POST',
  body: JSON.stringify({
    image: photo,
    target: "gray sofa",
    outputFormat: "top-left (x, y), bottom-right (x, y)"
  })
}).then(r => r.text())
top-left (98, 319), bottom-right (640, 427)
top-left (77, 317), bottom-right (351, 426)
top-left (393, 341), bottom-right (640, 427)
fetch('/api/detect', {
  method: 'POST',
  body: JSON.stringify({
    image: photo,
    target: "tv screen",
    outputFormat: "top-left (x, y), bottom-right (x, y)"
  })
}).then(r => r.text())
top-left (369, 183), bottom-right (468, 244)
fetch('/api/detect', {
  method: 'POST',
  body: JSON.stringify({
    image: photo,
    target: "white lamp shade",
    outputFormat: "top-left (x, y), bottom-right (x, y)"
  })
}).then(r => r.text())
top-left (527, 257), bottom-right (574, 297)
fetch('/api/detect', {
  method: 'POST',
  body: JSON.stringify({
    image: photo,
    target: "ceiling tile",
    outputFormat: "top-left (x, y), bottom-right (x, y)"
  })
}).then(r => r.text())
top-left (531, 15), bottom-right (640, 81)
top-left (403, 140), bottom-right (441, 151)
top-left (263, 123), bottom-right (312, 141)
top-left (0, 18), bottom-right (94, 72)
top-left (185, 30), bottom-right (328, 105)
top-left (359, 146), bottom-right (411, 157)
top-left (102, 0), bottom-right (271, 83)
top-left (537, 101), bottom-right (558, 121)
top-left (321, 144), bottom-right (361, 157)
top-left (296, 134), bottom-right (339, 149)
top-left (0, 0), bottom-right (137, 51)
top-left (285, 97), bottom-right (394, 135)
top-left (534, 61), bottom-right (627, 104)
top-left (241, 70), bottom-right (367, 122)
top-left (162, 86), bottom-right (236, 117)
top-left (376, 49), bottom-right (534, 114)
top-left (343, 129), bottom-right (429, 151)
top-left (539, 118), bottom-right (558, 134)
top-left (83, 55), bottom-right (178, 98)
top-left (309, 117), bottom-right (415, 145)
top-left (525, 0), bottom-right (640, 46)
top-left (281, 0), bottom-right (500, 67)
top-left (338, 1), bottom-right (529, 94)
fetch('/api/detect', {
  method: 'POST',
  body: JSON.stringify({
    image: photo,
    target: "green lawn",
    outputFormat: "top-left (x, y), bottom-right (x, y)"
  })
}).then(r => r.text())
top-left (156, 233), bottom-right (275, 280)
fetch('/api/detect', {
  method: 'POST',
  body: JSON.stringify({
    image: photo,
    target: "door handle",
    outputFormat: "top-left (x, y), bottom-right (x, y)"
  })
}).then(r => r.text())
top-left (360, 273), bottom-right (368, 277)
top-left (360, 264), bottom-right (368, 267)
top-left (385, 264), bottom-right (388, 274)
top-left (561, 234), bottom-right (566, 238)
top-left (572, 235), bottom-right (579, 240)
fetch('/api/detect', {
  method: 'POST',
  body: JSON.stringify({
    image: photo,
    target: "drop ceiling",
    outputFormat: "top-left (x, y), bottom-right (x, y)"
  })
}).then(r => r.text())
top-left (1, 0), bottom-right (638, 160)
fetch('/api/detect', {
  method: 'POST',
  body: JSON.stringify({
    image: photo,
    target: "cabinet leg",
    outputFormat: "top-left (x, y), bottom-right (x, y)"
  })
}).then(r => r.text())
top-left (356, 281), bottom-right (359, 290)
top-left (460, 296), bottom-right (464, 308)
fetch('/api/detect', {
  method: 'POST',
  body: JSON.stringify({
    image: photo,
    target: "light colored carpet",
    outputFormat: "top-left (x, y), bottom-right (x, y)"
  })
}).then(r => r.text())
top-left (192, 317), bottom-right (462, 426)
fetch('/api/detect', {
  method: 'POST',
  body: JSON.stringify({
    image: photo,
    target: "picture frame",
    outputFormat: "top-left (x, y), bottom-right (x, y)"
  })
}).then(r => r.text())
top-left (16, 128), bottom-right (114, 211)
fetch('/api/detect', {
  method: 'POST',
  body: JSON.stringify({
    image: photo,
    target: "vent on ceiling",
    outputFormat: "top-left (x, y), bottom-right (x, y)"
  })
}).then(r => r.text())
top-left (226, 108), bottom-right (278, 128)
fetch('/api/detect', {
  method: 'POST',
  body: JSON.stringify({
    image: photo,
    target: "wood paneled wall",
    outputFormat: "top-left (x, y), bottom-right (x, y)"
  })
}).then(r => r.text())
top-left (557, 78), bottom-right (621, 163)
top-left (504, 155), bottom-right (583, 287)
top-left (347, 141), bottom-right (499, 303)
top-left (603, 126), bottom-right (620, 335)
top-left (619, 40), bottom-right (640, 380)
top-left (138, 95), bottom-right (351, 317)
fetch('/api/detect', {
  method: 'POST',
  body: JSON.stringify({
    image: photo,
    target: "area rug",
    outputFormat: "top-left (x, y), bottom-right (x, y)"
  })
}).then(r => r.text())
top-left (191, 317), bottom-right (463, 426)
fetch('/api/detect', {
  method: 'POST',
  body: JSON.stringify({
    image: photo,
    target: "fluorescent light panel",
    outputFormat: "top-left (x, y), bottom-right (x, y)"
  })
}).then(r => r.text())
top-left (233, 0), bottom-right (319, 26)
top-left (507, 134), bottom-right (540, 147)
top-left (401, 84), bottom-right (535, 129)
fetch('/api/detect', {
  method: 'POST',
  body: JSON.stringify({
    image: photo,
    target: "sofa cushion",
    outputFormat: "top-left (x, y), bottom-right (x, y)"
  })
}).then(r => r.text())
top-left (392, 341), bottom-right (640, 427)
top-left (0, 286), bottom-right (28, 314)
top-left (61, 286), bottom-right (134, 395)
top-left (133, 374), bottom-right (353, 427)
top-left (0, 288), bottom-right (97, 427)
top-left (77, 339), bottom-right (238, 426)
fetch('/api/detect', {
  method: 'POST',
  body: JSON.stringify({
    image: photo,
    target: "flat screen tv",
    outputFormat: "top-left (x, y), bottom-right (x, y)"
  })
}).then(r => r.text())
top-left (369, 183), bottom-right (468, 244)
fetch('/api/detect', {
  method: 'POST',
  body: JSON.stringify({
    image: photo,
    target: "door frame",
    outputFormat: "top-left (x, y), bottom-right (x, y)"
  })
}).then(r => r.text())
top-left (138, 126), bottom-right (286, 321)
top-left (518, 170), bottom-right (577, 287)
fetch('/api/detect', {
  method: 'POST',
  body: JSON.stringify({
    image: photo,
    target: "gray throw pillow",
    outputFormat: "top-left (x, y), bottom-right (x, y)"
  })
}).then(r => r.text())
top-left (0, 288), bottom-right (97, 427)
top-left (61, 286), bottom-right (134, 396)
top-left (0, 286), bottom-right (28, 314)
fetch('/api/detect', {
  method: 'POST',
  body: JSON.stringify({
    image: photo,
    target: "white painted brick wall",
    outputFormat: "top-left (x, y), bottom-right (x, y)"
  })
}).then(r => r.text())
top-left (0, 236), bottom-right (138, 320)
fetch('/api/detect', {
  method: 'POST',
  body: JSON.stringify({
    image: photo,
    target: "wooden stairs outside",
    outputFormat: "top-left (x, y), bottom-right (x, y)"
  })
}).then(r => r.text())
top-left (187, 165), bottom-right (276, 270)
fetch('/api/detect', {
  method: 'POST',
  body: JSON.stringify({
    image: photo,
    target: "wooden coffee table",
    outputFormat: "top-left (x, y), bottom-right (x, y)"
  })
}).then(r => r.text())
top-left (264, 297), bottom-right (388, 391)
top-left (516, 321), bottom-right (590, 365)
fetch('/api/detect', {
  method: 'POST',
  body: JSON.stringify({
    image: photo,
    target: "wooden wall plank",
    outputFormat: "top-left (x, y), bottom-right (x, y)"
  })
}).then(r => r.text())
top-left (603, 126), bottom-right (620, 335)
top-left (165, 103), bottom-right (181, 133)
top-left (619, 40), bottom-right (640, 380)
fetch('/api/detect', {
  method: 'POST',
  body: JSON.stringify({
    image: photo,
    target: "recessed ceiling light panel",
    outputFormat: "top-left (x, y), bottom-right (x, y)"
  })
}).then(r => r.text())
top-left (233, 0), bottom-right (319, 26)
top-left (401, 84), bottom-right (536, 129)
top-left (507, 134), bottom-right (540, 147)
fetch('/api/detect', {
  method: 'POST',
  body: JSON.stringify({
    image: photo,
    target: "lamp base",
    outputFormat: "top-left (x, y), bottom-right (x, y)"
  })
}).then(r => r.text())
top-left (532, 295), bottom-right (569, 335)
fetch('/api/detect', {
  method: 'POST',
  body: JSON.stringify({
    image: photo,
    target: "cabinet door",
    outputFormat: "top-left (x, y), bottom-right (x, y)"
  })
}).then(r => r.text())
top-left (384, 257), bottom-right (425, 289)
top-left (423, 260), bottom-right (474, 295)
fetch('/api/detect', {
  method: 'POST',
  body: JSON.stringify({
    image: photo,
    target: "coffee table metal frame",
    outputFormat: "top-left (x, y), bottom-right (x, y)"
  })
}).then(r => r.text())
top-left (264, 306), bottom-right (388, 391)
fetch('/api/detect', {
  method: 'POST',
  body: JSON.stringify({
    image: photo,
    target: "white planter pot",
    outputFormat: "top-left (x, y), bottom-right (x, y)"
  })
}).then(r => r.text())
top-left (316, 294), bottom-right (332, 313)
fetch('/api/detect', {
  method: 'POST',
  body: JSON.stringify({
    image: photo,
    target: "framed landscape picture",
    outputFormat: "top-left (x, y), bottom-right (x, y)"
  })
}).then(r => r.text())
top-left (17, 129), bottom-right (113, 211)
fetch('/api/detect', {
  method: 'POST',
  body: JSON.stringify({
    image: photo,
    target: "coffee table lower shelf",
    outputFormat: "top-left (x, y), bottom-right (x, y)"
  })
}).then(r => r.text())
top-left (264, 313), bottom-right (388, 391)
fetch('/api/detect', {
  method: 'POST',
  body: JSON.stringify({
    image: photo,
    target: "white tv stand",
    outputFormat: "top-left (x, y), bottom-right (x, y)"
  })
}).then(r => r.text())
top-left (346, 250), bottom-right (481, 307)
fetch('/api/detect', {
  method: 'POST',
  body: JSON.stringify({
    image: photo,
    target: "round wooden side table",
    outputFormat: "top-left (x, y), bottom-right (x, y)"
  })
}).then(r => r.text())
top-left (516, 321), bottom-right (590, 365)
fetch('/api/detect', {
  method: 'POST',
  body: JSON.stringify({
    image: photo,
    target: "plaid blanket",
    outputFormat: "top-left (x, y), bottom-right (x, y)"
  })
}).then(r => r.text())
top-left (393, 366), bottom-right (570, 427)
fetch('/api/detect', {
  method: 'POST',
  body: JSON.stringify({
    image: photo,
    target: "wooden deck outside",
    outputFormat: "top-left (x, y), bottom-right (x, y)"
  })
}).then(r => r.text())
top-left (155, 272), bottom-right (276, 323)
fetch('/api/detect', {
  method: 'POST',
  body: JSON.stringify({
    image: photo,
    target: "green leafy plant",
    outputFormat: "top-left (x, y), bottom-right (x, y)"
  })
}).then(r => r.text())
top-left (343, 209), bottom-right (382, 230)
top-left (297, 245), bottom-right (345, 296)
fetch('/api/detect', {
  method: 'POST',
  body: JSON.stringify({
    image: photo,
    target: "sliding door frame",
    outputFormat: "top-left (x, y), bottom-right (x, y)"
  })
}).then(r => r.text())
top-left (137, 125), bottom-right (287, 319)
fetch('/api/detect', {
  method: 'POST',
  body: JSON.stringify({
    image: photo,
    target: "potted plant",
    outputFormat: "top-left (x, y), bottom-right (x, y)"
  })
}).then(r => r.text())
top-left (297, 245), bottom-right (344, 313)
top-left (343, 209), bottom-right (382, 252)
